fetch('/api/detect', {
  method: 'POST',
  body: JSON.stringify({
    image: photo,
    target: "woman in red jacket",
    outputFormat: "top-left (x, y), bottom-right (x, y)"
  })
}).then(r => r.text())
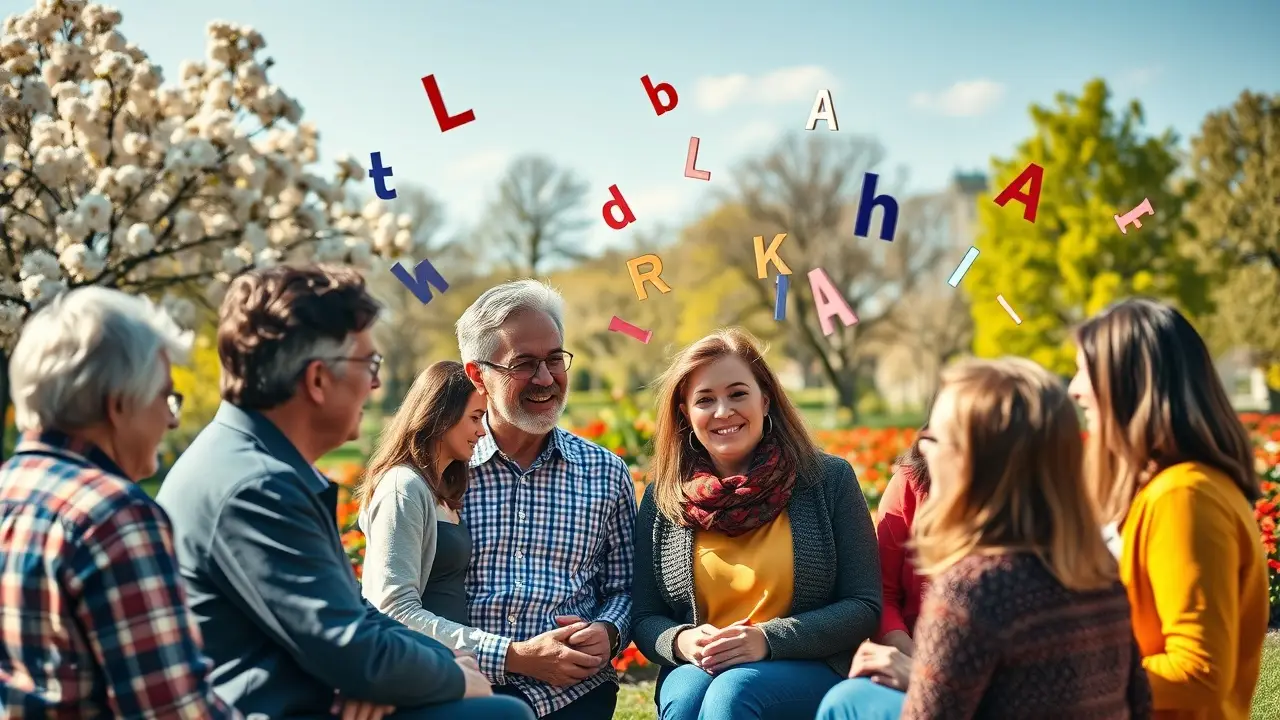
top-left (872, 430), bottom-right (931, 656)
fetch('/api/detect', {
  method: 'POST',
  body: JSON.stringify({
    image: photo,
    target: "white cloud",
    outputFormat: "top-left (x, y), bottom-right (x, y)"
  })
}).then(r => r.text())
top-left (910, 79), bottom-right (1006, 117)
top-left (694, 66), bottom-right (839, 112)
top-left (728, 120), bottom-right (782, 153)
top-left (1118, 66), bottom-right (1162, 87)
top-left (626, 187), bottom-right (688, 220)
top-left (447, 149), bottom-right (509, 179)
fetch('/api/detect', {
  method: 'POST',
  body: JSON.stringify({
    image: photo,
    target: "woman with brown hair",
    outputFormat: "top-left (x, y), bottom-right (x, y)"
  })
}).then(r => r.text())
top-left (631, 328), bottom-right (881, 720)
top-left (818, 357), bottom-right (1152, 719)
top-left (357, 360), bottom-right (494, 653)
top-left (1070, 298), bottom-right (1269, 720)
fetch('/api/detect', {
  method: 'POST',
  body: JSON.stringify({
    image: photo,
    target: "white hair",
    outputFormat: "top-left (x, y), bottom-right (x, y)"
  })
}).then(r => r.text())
top-left (455, 279), bottom-right (565, 363)
top-left (9, 287), bottom-right (194, 432)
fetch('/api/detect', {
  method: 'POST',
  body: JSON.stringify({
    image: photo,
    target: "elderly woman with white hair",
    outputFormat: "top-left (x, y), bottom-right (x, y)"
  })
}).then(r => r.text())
top-left (0, 286), bottom-right (238, 718)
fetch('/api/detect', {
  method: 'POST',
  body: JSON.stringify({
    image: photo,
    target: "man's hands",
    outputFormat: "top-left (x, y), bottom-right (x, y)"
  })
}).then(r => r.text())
top-left (455, 654), bottom-right (493, 698)
top-left (329, 695), bottom-right (393, 720)
top-left (673, 623), bottom-right (769, 674)
top-left (849, 640), bottom-right (912, 689)
top-left (507, 620), bottom-right (602, 687)
top-left (554, 616), bottom-right (616, 667)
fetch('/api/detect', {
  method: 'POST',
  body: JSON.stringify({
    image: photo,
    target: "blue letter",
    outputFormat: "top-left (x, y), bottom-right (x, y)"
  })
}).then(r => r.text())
top-left (853, 172), bottom-right (899, 242)
top-left (774, 274), bottom-right (789, 321)
top-left (369, 151), bottom-right (397, 200)
top-left (390, 258), bottom-right (449, 305)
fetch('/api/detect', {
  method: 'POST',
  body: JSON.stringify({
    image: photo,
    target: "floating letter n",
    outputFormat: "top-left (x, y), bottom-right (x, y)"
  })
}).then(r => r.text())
top-left (390, 258), bottom-right (450, 305)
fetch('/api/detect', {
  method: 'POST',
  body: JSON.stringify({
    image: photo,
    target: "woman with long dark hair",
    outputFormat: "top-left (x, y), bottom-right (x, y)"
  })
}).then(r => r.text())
top-left (1070, 298), bottom-right (1269, 720)
top-left (357, 360), bottom-right (490, 651)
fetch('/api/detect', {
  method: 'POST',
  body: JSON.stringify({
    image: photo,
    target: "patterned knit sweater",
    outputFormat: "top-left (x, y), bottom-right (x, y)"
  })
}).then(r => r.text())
top-left (904, 552), bottom-right (1153, 720)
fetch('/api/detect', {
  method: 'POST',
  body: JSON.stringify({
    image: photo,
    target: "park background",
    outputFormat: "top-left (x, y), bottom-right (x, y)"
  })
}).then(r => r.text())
top-left (0, 0), bottom-right (1277, 717)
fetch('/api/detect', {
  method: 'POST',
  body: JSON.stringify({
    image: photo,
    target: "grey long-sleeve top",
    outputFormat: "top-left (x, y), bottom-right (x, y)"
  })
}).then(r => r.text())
top-left (631, 452), bottom-right (882, 678)
top-left (358, 466), bottom-right (508, 654)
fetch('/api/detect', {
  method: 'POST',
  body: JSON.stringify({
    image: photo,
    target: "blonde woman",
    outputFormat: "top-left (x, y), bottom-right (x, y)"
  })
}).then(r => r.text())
top-left (631, 329), bottom-right (881, 720)
top-left (357, 361), bottom-right (492, 652)
top-left (818, 357), bottom-right (1152, 719)
top-left (1070, 298), bottom-right (1269, 720)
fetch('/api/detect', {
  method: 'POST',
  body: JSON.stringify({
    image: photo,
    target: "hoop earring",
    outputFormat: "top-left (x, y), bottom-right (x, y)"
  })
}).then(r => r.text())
top-left (687, 431), bottom-right (698, 452)
top-left (764, 415), bottom-right (774, 436)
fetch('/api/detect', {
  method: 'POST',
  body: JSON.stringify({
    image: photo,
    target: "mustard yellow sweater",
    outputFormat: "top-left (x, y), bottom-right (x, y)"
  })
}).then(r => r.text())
top-left (1120, 462), bottom-right (1270, 720)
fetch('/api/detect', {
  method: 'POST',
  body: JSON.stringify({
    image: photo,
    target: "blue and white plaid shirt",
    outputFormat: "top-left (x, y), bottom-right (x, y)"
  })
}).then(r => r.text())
top-left (460, 422), bottom-right (635, 716)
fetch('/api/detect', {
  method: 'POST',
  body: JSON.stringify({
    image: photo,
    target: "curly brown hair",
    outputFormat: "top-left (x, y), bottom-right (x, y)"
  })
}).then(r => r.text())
top-left (218, 264), bottom-right (381, 410)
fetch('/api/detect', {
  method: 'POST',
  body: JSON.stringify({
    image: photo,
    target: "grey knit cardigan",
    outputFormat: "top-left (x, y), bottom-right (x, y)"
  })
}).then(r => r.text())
top-left (631, 452), bottom-right (882, 678)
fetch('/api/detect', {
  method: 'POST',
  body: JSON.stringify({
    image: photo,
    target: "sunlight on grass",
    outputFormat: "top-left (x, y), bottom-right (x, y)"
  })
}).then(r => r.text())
top-left (1254, 632), bottom-right (1280, 720)
top-left (615, 681), bottom-right (655, 720)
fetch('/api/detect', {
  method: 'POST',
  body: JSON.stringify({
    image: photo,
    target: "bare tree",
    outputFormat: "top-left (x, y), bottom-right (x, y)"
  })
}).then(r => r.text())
top-left (483, 155), bottom-right (590, 275)
top-left (723, 132), bottom-right (945, 417)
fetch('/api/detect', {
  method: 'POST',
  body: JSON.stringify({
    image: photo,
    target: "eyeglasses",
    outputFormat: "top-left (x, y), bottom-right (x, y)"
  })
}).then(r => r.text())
top-left (167, 392), bottom-right (184, 418)
top-left (478, 351), bottom-right (573, 381)
top-left (319, 353), bottom-right (383, 379)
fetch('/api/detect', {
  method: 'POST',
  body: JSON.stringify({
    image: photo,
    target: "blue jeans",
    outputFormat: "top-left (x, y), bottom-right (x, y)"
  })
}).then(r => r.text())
top-left (816, 677), bottom-right (906, 720)
top-left (657, 660), bottom-right (842, 720)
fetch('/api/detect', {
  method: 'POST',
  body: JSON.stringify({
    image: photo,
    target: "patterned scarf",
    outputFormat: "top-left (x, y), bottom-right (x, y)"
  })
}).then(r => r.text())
top-left (681, 433), bottom-right (797, 537)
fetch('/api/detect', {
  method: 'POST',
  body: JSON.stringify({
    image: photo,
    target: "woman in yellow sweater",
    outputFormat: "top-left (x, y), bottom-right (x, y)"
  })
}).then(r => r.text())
top-left (1069, 298), bottom-right (1270, 720)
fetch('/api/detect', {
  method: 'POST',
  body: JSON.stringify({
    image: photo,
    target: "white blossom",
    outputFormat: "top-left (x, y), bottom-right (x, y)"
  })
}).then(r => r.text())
top-left (0, 3), bottom-right (404, 345)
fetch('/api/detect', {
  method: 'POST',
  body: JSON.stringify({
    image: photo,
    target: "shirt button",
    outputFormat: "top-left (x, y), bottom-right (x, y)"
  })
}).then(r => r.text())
top-left (515, 550), bottom-right (524, 559)
top-left (507, 614), bottom-right (517, 624)
top-left (518, 511), bottom-right (527, 521)
top-left (514, 580), bottom-right (523, 587)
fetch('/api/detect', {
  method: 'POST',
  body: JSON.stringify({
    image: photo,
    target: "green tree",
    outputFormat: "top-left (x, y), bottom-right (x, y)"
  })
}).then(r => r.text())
top-left (1185, 91), bottom-right (1280, 409)
top-left (967, 79), bottom-right (1207, 374)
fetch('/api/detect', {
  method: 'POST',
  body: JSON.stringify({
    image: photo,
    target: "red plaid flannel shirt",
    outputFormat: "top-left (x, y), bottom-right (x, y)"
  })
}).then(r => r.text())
top-left (0, 431), bottom-right (240, 719)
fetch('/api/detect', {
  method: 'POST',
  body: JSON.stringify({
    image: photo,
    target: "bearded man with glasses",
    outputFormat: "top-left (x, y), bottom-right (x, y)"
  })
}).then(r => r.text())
top-left (446, 280), bottom-right (636, 720)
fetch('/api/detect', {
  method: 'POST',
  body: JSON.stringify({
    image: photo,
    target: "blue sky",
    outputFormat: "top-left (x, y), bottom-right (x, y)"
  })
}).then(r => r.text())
top-left (45, 0), bottom-right (1280, 253)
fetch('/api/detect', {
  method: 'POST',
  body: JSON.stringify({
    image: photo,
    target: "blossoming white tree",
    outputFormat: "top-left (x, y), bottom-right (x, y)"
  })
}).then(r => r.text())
top-left (0, 0), bottom-right (421, 349)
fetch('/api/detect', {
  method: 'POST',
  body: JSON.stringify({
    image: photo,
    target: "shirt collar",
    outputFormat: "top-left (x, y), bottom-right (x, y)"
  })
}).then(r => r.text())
top-left (13, 429), bottom-right (129, 479)
top-left (469, 414), bottom-right (580, 468)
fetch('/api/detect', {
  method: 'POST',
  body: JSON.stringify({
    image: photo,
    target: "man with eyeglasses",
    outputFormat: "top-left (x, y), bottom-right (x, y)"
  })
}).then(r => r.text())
top-left (157, 264), bottom-right (532, 720)
top-left (452, 280), bottom-right (636, 720)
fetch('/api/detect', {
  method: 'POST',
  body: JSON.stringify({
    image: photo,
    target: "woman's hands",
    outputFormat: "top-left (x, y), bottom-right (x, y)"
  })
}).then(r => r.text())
top-left (849, 640), bottom-right (912, 690)
top-left (674, 623), bottom-right (769, 674)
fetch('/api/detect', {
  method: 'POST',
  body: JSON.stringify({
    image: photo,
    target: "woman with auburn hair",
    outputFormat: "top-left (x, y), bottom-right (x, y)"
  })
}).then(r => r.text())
top-left (631, 328), bottom-right (881, 720)
top-left (818, 357), bottom-right (1152, 720)
top-left (1070, 298), bottom-right (1269, 720)
top-left (357, 360), bottom-right (493, 652)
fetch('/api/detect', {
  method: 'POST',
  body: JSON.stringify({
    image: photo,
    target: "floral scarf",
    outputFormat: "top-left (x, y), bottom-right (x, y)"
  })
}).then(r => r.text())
top-left (681, 433), bottom-right (797, 537)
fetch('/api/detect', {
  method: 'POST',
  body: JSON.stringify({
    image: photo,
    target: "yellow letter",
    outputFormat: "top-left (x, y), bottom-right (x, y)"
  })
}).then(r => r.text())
top-left (753, 234), bottom-right (792, 279)
top-left (626, 254), bottom-right (672, 301)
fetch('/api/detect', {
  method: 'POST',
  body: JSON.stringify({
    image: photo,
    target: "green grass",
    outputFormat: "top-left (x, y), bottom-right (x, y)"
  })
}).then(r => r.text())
top-left (1255, 631), bottom-right (1280, 720)
top-left (614, 681), bottom-right (656, 720)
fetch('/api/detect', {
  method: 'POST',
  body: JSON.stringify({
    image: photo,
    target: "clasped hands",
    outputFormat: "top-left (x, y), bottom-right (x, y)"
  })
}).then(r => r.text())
top-left (674, 623), bottom-right (769, 675)
top-left (849, 639), bottom-right (912, 690)
top-left (506, 615), bottom-right (616, 688)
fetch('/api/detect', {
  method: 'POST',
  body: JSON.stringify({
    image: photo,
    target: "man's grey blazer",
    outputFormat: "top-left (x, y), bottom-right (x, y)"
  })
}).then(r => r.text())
top-left (157, 402), bottom-right (464, 718)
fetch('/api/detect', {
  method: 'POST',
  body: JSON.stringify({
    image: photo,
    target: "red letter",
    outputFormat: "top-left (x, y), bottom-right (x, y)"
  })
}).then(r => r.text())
top-left (992, 162), bottom-right (1043, 223)
top-left (641, 75), bottom-right (679, 117)
top-left (602, 185), bottom-right (636, 230)
top-left (421, 74), bottom-right (476, 133)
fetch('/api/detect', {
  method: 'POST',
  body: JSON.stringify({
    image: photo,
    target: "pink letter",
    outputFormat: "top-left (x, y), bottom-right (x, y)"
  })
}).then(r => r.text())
top-left (683, 137), bottom-right (711, 181)
top-left (808, 268), bottom-right (858, 336)
top-left (1114, 198), bottom-right (1154, 235)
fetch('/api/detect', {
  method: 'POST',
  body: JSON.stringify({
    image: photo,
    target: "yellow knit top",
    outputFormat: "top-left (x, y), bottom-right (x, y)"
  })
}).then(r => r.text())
top-left (1120, 462), bottom-right (1270, 720)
